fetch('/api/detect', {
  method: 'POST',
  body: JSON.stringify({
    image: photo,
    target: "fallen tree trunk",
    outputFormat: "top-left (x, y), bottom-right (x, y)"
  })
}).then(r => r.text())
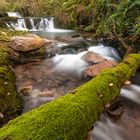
top-left (0, 53), bottom-right (140, 140)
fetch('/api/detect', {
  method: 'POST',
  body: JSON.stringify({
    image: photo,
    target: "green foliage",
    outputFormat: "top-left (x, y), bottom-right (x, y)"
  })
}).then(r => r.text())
top-left (0, 28), bottom-right (27, 41)
top-left (0, 45), bottom-right (22, 127)
top-left (106, 0), bottom-right (140, 36)
top-left (0, 0), bottom-right (139, 36)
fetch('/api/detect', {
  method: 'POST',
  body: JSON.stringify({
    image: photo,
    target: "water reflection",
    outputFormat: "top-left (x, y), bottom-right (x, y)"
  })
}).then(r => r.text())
top-left (14, 59), bottom-right (87, 112)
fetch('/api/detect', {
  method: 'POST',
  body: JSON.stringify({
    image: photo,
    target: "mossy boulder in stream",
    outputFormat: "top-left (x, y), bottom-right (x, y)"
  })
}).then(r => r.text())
top-left (0, 45), bottom-right (22, 127)
top-left (9, 35), bottom-right (49, 63)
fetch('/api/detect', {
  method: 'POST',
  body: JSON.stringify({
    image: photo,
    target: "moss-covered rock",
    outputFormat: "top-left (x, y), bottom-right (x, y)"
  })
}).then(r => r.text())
top-left (0, 53), bottom-right (140, 139)
top-left (0, 45), bottom-right (22, 127)
top-left (10, 45), bottom-right (46, 64)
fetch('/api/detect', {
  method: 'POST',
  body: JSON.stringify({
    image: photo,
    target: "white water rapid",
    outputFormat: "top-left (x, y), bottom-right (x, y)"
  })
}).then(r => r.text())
top-left (6, 12), bottom-right (77, 39)
top-left (53, 44), bottom-right (121, 77)
top-left (6, 12), bottom-right (55, 31)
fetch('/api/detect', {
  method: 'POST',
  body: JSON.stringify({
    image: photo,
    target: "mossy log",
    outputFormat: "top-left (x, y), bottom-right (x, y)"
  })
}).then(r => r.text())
top-left (0, 54), bottom-right (140, 140)
top-left (0, 46), bottom-right (22, 127)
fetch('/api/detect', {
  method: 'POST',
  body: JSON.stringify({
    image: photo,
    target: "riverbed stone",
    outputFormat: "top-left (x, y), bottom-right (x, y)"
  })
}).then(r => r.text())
top-left (81, 51), bottom-right (106, 64)
top-left (11, 35), bottom-right (45, 52)
top-left (84, 60), bottom-right (118, 77)
top-left (39, 90), bottom-right (54, 97)
top-left (19, 85), bottom-right (33, 96)
top-left (9, 45), bottom-right (46, 63)
top-left (9, 34), bottom-right (52, 63)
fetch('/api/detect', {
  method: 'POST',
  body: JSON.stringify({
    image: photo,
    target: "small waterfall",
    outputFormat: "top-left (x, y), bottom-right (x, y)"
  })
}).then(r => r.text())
top-left (38, 17), bottom-right (54, 30)
top-left (29, 18), bottom-right (36, 31)
top-left (5, 12), bottom-right (78, 38)
top-left (7, 17), bottom-right (55, 31)
top-left (8, 18), bottom-right (28, 31)
top-left (49, 17), bottom-right (54, 30)
top-left (6, 12), bottom-right (55, 31)
top-left (17, 19), bottom-right (27, 30)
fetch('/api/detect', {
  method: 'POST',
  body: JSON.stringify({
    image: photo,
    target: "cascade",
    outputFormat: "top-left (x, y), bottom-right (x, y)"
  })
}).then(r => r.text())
top-left (5, 12), bottom-right (78, 39)
top-left (6, 12), bottom-right (55, 31)
top-left (29, 18), bottom-right (36, 31)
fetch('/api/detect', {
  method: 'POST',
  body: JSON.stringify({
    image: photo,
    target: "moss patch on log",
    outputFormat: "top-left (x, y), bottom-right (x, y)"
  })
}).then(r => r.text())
top-left (0, 45), bottom-right (22, 127)
top-left (0, 53), bottom-right (140, 139)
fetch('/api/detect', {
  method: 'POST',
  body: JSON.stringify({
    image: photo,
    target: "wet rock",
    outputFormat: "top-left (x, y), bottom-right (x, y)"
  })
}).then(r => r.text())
top-left (60, 48), bottom-right (77, 54)
top-left (124, 80), bottom-right (131, 85)
top-left (81, 51), bottom-right (106, 64)
top-left (106, 100), bottom-right (124, 118)
top-left (105, 103), bottom-right (111, 108)
top-left (39, 90), bottom-right (54, 97)
top-left (59, 40), bottom-right (89, 54)
top-left (10, 45), bottom-right (46, 63)
top-left (84, 60), bottom-right (118, 77)
top-left (0, 12), bottom-right (9, 17)
top-left (11, 35), bottom-right (45, 52)
top-left (19, 85), bottom-right (33, 96)
top-left (46, 46), bottom-right (63, 57)
top-left (9, 34), bottom-right (51, 63)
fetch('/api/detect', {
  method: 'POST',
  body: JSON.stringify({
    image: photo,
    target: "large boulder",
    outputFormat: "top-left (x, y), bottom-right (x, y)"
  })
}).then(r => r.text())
top-left (10, 34), bottom-right (51, 63)
top-left (81, 51), bottom-right (106, 64)
top-left (84, 60), bottom-right (118, 77)
top-left (11, 35), bottom-right (45, 52)
top-left (81, 51), bottom-right (118, 77)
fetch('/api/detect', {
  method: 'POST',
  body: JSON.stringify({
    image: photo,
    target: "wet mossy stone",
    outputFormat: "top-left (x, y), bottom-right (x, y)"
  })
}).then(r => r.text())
top-left (0, 45), bottom-right (22, 127)
top-left (10, 45), bottom-right (46, 64)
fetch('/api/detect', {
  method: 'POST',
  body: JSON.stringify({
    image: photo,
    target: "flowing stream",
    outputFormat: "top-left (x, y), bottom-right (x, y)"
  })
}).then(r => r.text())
top-left (14, 39), bottom-right (140, 140)
top-left (6, 12), bottom-right (78, 39)
top-left (91, 72), bottom-right (140, 140)
top-left (9, 12), bottom-right (140, 140)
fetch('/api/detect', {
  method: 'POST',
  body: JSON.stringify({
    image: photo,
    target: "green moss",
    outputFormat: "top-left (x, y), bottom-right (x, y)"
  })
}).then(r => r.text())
top-left (20, 46), bottom-right (46, 61)
top-left (0, 45), bottom-right (11, 65)
top-left (0, 28), bottom-right (27, 41)
top-left (10, 46), bottom-right (46, 64)
top-left (0, 45), bottom-right (22, 127)
top-left (0, 53), bottom-right (140, 139)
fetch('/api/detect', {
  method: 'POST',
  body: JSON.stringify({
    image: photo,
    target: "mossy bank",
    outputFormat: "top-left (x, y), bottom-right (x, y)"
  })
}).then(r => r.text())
top-left (0, 30), bottom-right (23, 126)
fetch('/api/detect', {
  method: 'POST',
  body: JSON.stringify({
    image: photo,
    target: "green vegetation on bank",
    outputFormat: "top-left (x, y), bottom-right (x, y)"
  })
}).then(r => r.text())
top-left (0, 0), bottom-right (140, 36)
top-left (0, 0), bottom-right (139, 55)
top-left (0, 28), bottom-right (27, 41)
top-left (0, 45), bottom-right (22, 127)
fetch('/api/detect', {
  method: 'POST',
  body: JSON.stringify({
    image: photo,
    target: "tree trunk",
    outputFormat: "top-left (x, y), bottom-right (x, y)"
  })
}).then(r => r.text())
top-left (0, 53), bottom-right (140, 140)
